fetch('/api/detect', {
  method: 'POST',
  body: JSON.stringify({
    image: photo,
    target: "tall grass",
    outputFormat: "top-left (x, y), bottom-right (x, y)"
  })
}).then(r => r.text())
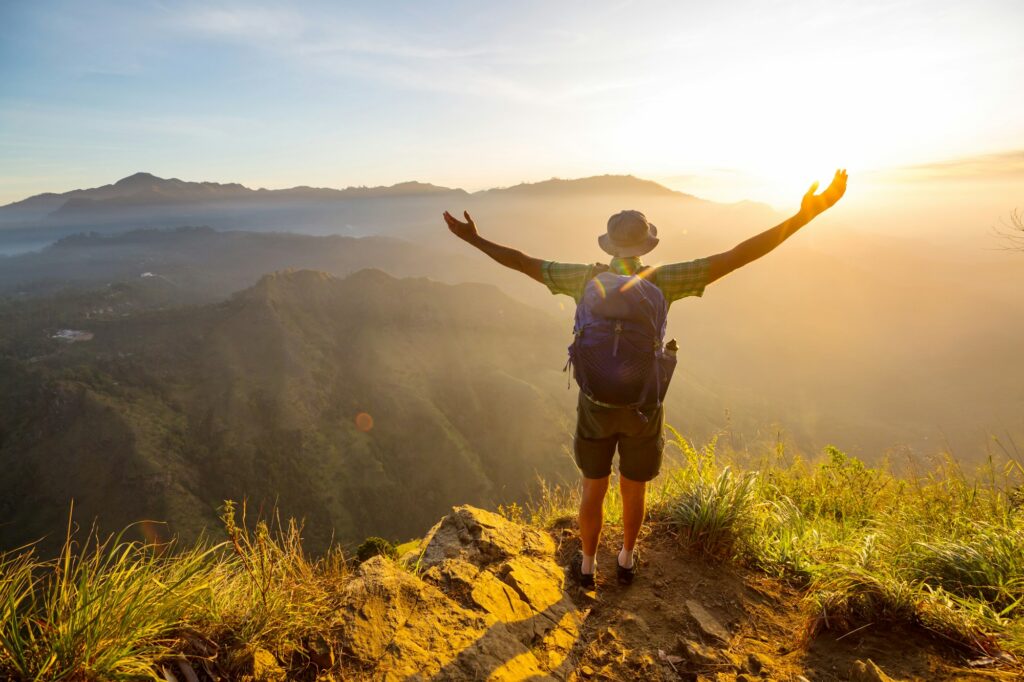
top-left (0, 502), bottom-right (350, 681)
top-left (0, 523), bottom-right (219, 680)
top-left (683, 434), bottom-right (1023, 657)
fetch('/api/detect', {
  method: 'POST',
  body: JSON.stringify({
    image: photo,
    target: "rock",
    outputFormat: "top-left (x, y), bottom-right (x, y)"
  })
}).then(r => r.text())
top-left (423, 555), bottom-right (481, 594)
top-left (338, 506), bottom-right (582, 681)
top-left (677, 637), bottom-right (718, 666)
top-left (226, 647), bottom-right (285, 681)
top-left (744, 652), bottom-right (772, 675)
top-left (501, 554), bottom-right (567, 613)
top-left (473, 569), bottom-right (536, 622)
top-left (722, 651), bottom-right (746, 670)
top-left (851, 659), bottom-right (894, 682)
top-left (251, 649), bottom-right (285, 682)
top-left (684, 599), bottom-right (731, 644)
top-left (420, 505), bottom-right (555, 568)
top-left (303, 634), bottom-right (334, 671)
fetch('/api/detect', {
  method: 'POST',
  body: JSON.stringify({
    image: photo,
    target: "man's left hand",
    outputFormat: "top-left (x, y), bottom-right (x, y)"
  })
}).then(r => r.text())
top-left (800, 169), bottom-right (848, 218)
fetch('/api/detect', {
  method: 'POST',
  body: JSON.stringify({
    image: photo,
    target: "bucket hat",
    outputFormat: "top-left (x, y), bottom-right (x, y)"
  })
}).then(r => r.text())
top-left (598, 210), bottom-right (659, 257)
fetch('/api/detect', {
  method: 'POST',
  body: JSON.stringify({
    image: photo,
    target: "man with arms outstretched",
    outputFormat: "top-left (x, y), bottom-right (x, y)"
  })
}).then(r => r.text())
top-left (443, 170), bottom-right (847, 588)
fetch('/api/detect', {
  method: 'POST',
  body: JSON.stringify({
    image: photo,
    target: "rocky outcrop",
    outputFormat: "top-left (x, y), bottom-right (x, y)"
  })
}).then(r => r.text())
top-left (336, 505), bottom-right (583, 681)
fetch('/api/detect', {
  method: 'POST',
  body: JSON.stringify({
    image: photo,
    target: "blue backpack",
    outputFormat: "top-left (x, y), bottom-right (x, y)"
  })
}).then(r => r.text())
top-left (566, 266), bottom-right (676, 412)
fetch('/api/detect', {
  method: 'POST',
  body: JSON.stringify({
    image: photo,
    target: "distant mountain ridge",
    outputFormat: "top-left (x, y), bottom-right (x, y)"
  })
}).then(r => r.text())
top-left (1, 172), bottom-right (688, 218)
top-left (0, 226), bottom-right (510, 302)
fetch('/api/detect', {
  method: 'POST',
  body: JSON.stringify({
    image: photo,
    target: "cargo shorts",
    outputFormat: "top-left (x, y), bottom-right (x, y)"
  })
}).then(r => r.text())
top-left (573, 392), bottom-right (665, 482)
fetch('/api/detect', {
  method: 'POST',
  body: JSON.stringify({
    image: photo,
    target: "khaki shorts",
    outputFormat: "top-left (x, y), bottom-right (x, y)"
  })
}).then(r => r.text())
top-left (573, 393), bottom-right (665, 482)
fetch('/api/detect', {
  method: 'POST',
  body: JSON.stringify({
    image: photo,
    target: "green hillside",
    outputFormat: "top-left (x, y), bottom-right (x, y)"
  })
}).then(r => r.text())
top-left (0, 269), bottom-right (578, 553)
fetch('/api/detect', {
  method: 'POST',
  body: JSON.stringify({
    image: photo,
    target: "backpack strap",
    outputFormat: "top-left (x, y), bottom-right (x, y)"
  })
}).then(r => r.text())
top-left (584, 261), bottom-right (610, 283)
top-left (638, 264), bottom-right (656, 283)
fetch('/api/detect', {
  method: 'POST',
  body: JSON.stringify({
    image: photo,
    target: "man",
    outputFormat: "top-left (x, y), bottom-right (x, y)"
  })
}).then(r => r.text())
top-left (443, 169), bottom-right (847, 588)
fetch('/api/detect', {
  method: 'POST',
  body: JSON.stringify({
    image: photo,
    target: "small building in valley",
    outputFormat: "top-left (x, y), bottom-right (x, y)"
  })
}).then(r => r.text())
top-left (52, 329), bottom-right (94, 342)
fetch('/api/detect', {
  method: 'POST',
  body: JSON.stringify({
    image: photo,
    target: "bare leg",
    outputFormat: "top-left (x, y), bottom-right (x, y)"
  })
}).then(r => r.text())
top-left (619, 474), bottom-right (647, 565)
top-left (578, 475), bottom-right (610, 572)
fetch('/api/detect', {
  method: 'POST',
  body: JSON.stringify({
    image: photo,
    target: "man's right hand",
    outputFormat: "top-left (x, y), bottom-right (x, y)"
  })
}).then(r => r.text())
top-left (443, 210), bottom-right (545, 283)
top-left (443, 210), bottom-right (479, 242)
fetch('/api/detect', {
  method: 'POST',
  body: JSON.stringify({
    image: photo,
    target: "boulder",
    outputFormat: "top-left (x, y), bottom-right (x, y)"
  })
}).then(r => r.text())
top-left (337, 505), bottom-right (582, 680)
top-left (419, 505), bottom-right (556, 567)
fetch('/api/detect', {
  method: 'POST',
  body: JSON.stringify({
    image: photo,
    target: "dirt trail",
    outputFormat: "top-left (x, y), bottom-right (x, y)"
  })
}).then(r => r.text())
top-left (551, 521), bottom-right (1014, 682)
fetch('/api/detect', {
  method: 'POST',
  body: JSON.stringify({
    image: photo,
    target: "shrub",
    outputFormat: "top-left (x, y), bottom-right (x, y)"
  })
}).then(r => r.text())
top-left (355, 536), bottom-right (397, 563)
top-left (669, 466), bottom-right (758, 556)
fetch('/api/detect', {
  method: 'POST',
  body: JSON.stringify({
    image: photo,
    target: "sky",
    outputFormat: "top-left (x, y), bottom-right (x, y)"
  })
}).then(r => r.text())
top-left (1, 0), bottom-right (1023, 207)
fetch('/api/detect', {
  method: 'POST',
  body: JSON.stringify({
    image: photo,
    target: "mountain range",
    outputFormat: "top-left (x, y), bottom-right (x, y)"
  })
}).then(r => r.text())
top-left (0, 172), bottom-right (735, 259)
top-left (0, 172), bottom-right (689, 225)
top-left (4, 173), bottom-right (466, 215)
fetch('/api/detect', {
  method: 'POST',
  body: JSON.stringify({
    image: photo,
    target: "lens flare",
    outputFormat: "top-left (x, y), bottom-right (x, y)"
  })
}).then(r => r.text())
top-left (355, 412), bottom-right (374, 432)
top-left (620, 266), bottom-right (656, 292)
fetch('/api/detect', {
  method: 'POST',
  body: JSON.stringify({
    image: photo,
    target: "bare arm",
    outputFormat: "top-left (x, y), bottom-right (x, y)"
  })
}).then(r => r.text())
top-left (705, 169), bottom-right (848, 284)
top-left (443, 210), bottom-right (545, 283)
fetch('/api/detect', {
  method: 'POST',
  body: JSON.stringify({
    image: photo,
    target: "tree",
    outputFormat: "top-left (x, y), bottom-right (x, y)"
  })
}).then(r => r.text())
top-left (995, 209), bottom-right (1024, 251)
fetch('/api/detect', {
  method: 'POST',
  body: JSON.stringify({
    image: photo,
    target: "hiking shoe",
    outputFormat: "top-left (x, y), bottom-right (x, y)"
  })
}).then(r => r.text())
top-left (616, 549), bottom-right (638, 586)
top-left (574, 551), bottom-right (596, 590)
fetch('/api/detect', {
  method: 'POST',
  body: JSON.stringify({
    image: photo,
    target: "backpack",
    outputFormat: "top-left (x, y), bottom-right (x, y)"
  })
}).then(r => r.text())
top-left (566, 265), bottom-right (676, 411)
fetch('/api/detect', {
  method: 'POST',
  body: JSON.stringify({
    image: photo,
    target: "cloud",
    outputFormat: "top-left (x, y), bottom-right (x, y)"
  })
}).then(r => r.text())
top-left (177, 6), bottom-right (306, 42)
top-left (889, 150), bottom-right (1024, 181)
top-left (168, 3), bottom-right (638, 104)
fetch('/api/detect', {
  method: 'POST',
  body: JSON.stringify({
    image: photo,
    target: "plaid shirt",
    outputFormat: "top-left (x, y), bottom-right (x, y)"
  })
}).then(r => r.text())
top-left (541, 256), bottom-right (709, 304)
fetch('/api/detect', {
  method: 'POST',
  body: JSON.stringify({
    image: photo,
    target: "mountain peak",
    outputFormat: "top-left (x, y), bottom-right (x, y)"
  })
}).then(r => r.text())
top-left (480, 174), bottom-right (694, 199)
top-left (244, 269), bottom-right (339, 298)
top-left (114, 172), bottom-right (163, 186)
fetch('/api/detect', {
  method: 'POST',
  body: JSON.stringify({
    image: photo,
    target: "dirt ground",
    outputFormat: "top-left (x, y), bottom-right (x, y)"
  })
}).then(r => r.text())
top-left (550, 520), bottom-right (1019, 682)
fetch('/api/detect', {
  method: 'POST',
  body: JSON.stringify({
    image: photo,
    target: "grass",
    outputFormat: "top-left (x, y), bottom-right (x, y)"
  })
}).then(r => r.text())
top-left (524, 427), bottom-right (1024, 660)
top-left (1, 432), bottom-right (1022, 678)
top-left (0, 502), bottom-right (350, 681)
top-left (656, 432), bottom-right (1023, 659)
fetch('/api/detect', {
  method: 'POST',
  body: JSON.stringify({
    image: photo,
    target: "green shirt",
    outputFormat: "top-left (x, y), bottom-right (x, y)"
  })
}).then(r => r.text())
top-left (541, 256), bottom-right (710, 305)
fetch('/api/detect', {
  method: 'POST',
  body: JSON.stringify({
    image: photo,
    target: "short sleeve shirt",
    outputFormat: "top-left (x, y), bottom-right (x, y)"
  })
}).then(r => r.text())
top-left (541, 256), bottom-right (709, 305)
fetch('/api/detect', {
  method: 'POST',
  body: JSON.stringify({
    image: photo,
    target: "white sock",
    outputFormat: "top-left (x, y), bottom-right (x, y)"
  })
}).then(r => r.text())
top-left (618, 546), bottom-right (634, 569)
top-left (581, 553), bottom-right (596, 575)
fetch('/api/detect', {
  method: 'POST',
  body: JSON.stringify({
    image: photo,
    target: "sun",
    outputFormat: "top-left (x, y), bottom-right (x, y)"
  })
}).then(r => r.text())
top-left (617, 47), bottom-right (932, 206)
